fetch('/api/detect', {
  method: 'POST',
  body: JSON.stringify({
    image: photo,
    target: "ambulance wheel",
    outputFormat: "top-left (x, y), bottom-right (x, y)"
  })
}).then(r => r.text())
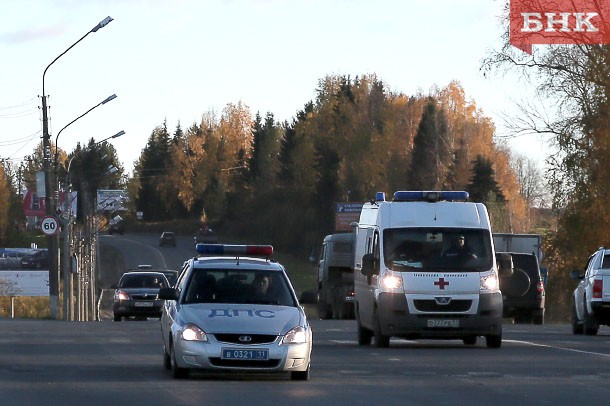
top-left (373, 308), bottom-right (390, 348)
top-left (356, 308), bottom-right (373, 345)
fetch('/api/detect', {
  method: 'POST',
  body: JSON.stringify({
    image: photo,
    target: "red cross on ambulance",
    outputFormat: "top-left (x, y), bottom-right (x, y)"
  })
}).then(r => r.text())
top-left (434, 277), bottom-right (449, 290)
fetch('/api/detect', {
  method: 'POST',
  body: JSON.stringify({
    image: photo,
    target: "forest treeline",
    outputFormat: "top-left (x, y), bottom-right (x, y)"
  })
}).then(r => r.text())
top-left (127, 76), bottom-right (537, 254)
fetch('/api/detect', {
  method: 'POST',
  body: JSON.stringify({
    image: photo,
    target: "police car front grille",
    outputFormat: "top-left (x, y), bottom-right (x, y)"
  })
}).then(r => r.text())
top-left (213, 334), bottom-right (278, 344)
top-left (413, 299), bottom-right (472, 312)
top-left (209, 358), bottom-right (281, 368)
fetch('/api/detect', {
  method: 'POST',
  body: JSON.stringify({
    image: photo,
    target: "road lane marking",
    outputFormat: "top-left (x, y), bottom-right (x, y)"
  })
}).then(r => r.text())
top-left (505, 339), bottom-right (610, 358)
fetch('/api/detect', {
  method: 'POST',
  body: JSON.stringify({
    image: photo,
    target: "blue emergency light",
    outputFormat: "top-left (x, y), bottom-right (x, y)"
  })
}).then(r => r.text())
top-left (393, 191), bottom-right (469, 202)
top-left (196, 244), bottom-right (274, 257)
top-left (375, 192), bottom-right (386, 201)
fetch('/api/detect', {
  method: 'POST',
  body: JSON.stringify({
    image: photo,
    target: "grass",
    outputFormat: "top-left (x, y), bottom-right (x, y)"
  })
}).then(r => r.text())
top-left (272, 251), bottom-right (317, 299)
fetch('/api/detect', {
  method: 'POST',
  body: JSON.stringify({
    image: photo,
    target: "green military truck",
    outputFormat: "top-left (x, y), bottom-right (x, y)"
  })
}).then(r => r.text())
top-left (314, 233), bottom-right (355, 319)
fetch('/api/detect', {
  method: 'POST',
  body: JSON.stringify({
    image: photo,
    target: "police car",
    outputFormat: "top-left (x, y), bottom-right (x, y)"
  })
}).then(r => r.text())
top-left (159, 244), bottom-right (312, 380)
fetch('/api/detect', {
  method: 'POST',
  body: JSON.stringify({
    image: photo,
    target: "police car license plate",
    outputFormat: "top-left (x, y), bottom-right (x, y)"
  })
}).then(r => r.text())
top-left (134, 302), bottom-right (153, 307)
top-left (221, 348), bottom-right (269, 361)
top-left (427, 319), bottom-right (459, 328)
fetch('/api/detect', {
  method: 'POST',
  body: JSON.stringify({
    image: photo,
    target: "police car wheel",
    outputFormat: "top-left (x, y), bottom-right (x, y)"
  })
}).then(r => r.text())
top-left (290, 365), bottom-right (310, 381)
top-left (171, 343), bottom-right (189, 379)
top-left (163, 345), bottom-right (171, 370)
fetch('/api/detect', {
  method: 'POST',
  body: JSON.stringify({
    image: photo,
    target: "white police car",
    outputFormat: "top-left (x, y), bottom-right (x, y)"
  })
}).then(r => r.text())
top-left (159, 244), bottom-right (312, 380)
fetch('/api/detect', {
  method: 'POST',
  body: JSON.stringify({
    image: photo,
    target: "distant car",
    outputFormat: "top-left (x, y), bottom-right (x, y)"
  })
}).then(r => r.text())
top-left (108, 221), bottom-right (125, 235)
top-left (194, 227), bottom-right (218, 244)
top-left (20, 250), bottom-right (49, 269)
top-left (159, 244), bottom-right (312, 380)
top-left (159, 231), bottom-right (177, 247)
top-left (498, 252), bottom-right (545, 324)
top-left (112, 271), bottom-right (170, 321)
top-left (160, 270), bottom-right (179, 287)
top-left (571, 247), bottom-right (610, 335)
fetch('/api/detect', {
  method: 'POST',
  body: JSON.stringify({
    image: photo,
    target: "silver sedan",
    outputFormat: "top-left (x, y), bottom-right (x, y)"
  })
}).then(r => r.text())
top-left (159, 246), bottom-right (312, 380)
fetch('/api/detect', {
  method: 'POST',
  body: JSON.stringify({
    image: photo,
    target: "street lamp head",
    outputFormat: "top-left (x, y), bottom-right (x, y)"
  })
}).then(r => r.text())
top-left (92, 16), bottom-right (114, 33)
top-left (101, 94), bottom-right (117, 104)
top-left (112, 130), bottom-right (126, 138)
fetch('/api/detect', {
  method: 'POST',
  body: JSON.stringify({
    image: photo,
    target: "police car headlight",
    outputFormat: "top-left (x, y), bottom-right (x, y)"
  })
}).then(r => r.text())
top-left (281, 326), bottom-right (307, 345)
top-left (181, 323), bottom-right (208, 342)
top-left (382, 273), bottom-right (403, 290)
top-left (480, 274), bottom-right (498, 291)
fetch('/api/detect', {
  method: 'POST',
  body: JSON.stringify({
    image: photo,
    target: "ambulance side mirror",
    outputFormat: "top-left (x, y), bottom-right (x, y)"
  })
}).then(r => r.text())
top-left (361, 253), bottom-right (376, 277)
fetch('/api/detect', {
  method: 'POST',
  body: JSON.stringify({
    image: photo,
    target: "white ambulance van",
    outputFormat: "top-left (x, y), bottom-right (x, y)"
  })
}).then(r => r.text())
top-left (353, 191), bottom-right (508, 348)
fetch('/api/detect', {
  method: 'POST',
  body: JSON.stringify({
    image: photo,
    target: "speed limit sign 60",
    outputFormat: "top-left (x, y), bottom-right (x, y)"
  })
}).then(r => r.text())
top-left (41, 216), bottom-right (59, 236)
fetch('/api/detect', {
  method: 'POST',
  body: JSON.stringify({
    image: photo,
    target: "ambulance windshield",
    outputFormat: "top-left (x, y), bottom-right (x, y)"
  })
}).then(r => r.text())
top-left (384, 228), bottom-right (493, 271)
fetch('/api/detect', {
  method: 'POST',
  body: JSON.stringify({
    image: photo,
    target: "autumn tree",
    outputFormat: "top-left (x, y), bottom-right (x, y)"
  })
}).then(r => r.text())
top-left (408, 98), bottom-right (450, 189)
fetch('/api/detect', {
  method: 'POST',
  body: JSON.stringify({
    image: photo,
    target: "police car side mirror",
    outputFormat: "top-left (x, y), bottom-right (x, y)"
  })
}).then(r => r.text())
top-left (158, 287), bottom-right (179, 300)
top-left (497, 253), bottom-right (514, 277)
top-left (361, 253), bottom-right (376, 277)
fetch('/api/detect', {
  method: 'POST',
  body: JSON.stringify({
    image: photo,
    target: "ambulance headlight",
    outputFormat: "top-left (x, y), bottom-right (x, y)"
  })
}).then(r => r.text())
top-left (480, 274), bottom-right (498, 291)
top-left (382, 273), bottom-right (403, 290)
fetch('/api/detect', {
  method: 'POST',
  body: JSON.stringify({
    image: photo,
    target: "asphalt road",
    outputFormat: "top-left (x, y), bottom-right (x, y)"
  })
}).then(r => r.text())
top-left (3, 233), bottom-right (609, 405)
top-left (2, 318), bottom-right (610, 405)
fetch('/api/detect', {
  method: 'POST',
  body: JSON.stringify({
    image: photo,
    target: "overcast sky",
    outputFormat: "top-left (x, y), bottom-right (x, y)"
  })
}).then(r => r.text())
top-left (0, 0), bottom-right (550, 175)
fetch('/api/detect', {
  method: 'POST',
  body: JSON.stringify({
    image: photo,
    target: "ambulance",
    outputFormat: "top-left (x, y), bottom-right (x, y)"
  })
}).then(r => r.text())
top-left (353, 191), bottom-right (508, 348)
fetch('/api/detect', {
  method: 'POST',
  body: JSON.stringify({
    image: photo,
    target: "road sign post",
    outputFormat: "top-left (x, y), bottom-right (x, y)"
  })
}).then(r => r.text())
top-left (41, 216), bottom-right (59, 236)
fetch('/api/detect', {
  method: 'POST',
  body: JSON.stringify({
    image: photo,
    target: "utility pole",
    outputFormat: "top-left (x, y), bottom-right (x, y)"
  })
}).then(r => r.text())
top-left (41, 94), bottom-right (61, 319)
top-left (40, 16), bottom-right (113, 319)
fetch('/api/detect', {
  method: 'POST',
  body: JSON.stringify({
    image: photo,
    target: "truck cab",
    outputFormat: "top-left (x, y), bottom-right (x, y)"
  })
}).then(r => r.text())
top-left (315, 233), bottom-right (355, 319)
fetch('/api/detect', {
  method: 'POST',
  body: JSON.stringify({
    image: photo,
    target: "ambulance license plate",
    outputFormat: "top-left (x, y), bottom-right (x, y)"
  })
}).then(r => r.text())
top-left (427, 319), bottom-right (459, 328)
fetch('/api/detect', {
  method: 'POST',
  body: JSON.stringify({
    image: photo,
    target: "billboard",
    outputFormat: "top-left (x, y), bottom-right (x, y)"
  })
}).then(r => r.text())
top-left (0, 271), bottom-right (49, 297)
top-left (335, 202), bottom-right (363, 232)
top-left (96, 189), bottom-right (128, 212)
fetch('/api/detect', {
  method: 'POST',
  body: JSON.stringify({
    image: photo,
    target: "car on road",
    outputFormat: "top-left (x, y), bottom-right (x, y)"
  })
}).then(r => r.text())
top-left (194, 226), bottom-right (218, 244)
top-left (20, 249), bottom-right (49, 269)
top-left (571, 247), bottom-right (610, 335)
top-left (498, 252), bottom-right (546, 324)
top-left (131, 265), bottom-right (178, 287)
top-left (159, 244), bottom-right (312, 380)
top-left (112, 271), bottom-right (170, 321)
top-left (108, 221), bottom-right (125, 235)
top-left (159, 231), bottom-right (177, 247)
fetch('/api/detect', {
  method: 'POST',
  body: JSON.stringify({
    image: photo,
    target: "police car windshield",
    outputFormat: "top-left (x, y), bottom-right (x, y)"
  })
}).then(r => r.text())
top-left (183, 269), bottom-right (297, 306)
top-left (384, 228), bottom-right (493, 271)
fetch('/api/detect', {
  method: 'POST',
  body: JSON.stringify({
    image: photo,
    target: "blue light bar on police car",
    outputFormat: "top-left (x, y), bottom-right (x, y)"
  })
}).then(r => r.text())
top-left (375, 192), bottom-right (386, 201)
top-left (196, 244), bottom-right (274, 256)
top-left (393, 191), bottom-right (469, 202)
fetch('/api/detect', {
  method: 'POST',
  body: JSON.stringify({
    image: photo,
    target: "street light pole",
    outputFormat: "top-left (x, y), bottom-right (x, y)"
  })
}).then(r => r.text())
top-left (41, 16), bottom-right (113, 319)
top-left (53, 94), bottom-right (117, 172)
